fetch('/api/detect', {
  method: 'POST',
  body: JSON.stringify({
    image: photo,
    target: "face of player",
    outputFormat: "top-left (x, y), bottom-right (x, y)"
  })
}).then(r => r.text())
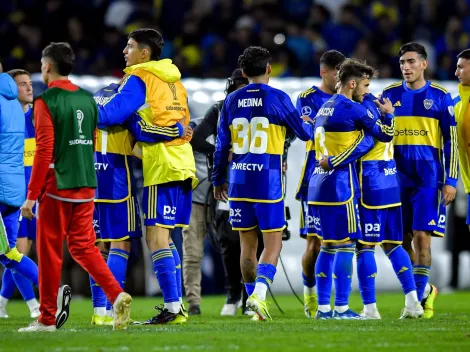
top-left (321, 66), bottom-right (339, 93)
top-left (14, 74), bottom-right (33, 105)
top-left (352, 77), bottom-right (370, 103)
top-left (123, 38), bottom-right (149, 67)
top-left (456, 58), bottom-right (470, 86)
top-left (399, 51), bottom-right (427, 84)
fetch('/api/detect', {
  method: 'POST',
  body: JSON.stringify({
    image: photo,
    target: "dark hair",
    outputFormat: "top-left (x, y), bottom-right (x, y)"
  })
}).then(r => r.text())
top-left (225, 69), bottom-right (248, 94)
top-left (457, 49), bottom-right (470, 60)
top-left (398, 42), bottom-right (427, 60)
top-left (42, 42), bottom-right (75, 76)
top-left (337, 58), bottom-right (377, 85)
top-left (238, 46), bottom-right (271, 77)
top-left (128, 28), bottom-right (164, 61)
top-left (7, 69), bottom-right (31, 79)
top-left (320, 50), bottom-right (346, 70)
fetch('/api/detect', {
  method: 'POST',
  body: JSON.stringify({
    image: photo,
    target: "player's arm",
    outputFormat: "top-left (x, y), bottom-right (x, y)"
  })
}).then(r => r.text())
top-left (440, 93), bottom-right (459, 188)
top-left (212, 101), bottom-right (231, 193)
top-left (191, 103), bottom-right (220, 154)
top-left (282, 95), bottom-right (314, 141)
top-left (97, 75), bottom-right (146, 128)
top-left (457, 96), bottom-right (470, 172)
top-left (125, 114), bottom-right (184, 143)
top-left (356, 99), bottom-right (395, 142)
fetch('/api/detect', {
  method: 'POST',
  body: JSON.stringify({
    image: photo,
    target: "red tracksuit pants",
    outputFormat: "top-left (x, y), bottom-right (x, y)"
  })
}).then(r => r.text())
top-left (36, 195), bottom-right (123, 326)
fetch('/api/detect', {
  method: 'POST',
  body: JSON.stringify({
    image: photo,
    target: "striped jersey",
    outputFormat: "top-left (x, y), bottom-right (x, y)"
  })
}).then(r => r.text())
top-left (23, 105), bottom-right (35, 187)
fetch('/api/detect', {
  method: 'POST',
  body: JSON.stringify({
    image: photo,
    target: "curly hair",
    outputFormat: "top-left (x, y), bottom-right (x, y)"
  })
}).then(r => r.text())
top-left (237, 46), bottom-right (271, 77)
top-left (337, 58), bottom-right (377, 85)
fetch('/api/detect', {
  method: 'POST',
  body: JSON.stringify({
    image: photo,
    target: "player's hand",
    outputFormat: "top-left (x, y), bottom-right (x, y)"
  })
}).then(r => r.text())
top-left (214, 184), bottom-right (228, 202)
top-left (442, 185), bottom-right (457, 206)
top-left (319, 156), bottom-right (330, 170)
top-left (182, 125), bottom-right (193, 139)
top-left (282, 160), bottom-right (287, 173)
top-left (375, 98), bottom-right (395, 115)
top-left (20, 199), bottom-right (36, 220)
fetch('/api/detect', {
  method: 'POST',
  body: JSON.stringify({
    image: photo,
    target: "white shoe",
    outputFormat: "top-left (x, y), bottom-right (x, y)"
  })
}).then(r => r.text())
top-left (244, 309), bottom-right (256, 316)
top-left (18, 320), bottom-right (56, 332)
top-left (0, 306), bottom-right (8, 318)
top-left (30, 305), bottom-right (40, 318)
top-left (400, 302), bottom-right (424, 319)
top-left (360, 309), bottom-right (381, 319)
top-left (56, 285), bottom-right (72, 329)
top-left (113, 292), bottom-right (132, 330)
top-left (220, 303), bottom-right (238, 316)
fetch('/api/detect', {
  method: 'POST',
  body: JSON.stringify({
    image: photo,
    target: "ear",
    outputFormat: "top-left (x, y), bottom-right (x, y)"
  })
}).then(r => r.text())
top-left (142, 48), bottom-right (150, 60)
top-left (266, 64), bottom-right (272, 76)
top-left (350, 79), bottom-right (357, 89)
top-left (319, 67), bottom-right (326, 78)
top-left (422, 59), bottom-right (428, 70)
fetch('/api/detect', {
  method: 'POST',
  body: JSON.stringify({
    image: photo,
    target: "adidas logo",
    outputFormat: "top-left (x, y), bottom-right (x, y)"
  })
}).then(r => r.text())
top-left (316, 272), bottom-right (327, 278)
top-left (368, 273), bottom-right (377, 278)
top-left (393, 101), bottom-right (402, 107)
top-left (397, 267), bottom-right (408, 274)
top-left (428, 219), bottom-right (436, 226)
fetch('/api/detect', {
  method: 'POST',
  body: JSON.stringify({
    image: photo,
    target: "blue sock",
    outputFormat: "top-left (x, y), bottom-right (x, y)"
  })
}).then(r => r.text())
top-left (315, 246), bottom-right (335, 306)
top-left (105, 249), bottom-right (129, 311)
top-left (245, 282), bottom-right (255, 296)
top-left (356, 248), bottom-right (377, 305)
top-left (6, 255), bottom-right (38, 287)
top-left (333, 244), bottom-right (355, 307)
top-left (413, 265), bottom-right (430, 301)
top-left (302, 272), bottom-right (316, 288)
top-left (256, 263), bottom-right (277, 289)
top-left (152, 249), bottom-right (179, 303)
top-left (0, 269), bottom-right (15, 299)
top-left (170, 243), bottom-right (182, 300)
top-left (90, 251), bottom-right (108, 310)
top-left (12, 271), bottom-right (36, 301)
top-left (386, 245), bottom-right (416, 295)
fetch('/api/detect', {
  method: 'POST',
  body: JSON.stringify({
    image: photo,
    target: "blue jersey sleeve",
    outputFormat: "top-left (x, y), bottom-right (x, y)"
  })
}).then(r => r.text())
top-left (97, 75), bottom-right (146, 128)
top-left (328, 131), bottom-right (375, 168)
top-left (212, 101), bottom-right (231, 186)
top-left (281, 94), bottom-right (313, 141)
top-left (126, 114), bottom-right (183, 143)
top-left (354, 105), bottom-right (394, 143)
top-left (440, 93), bottom-right (459, 187)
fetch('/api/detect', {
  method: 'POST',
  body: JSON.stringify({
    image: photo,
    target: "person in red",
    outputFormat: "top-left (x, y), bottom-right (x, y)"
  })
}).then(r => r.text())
top-left (19, 42), bottom-right (132, 332)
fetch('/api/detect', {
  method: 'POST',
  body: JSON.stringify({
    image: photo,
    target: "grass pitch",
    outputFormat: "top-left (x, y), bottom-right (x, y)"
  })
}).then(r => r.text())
top-left (1, 293), bottom-right (470, 351)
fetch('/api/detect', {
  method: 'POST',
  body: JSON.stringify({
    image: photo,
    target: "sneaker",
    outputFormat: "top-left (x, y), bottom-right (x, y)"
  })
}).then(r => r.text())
top-left (55, 285), bottom-right (72, 329)
top-left (144, 305), bottom-right (187, 325)
top-left (220, 303), bottom-right (238, 316)
top-left (421, 284), bottom-right (438, 319)
top-left (400, 302), bottom-right (424, 319)
top-left (113, 292), bottom-right (132, 330)
top-left (91, 314), bottom-right (107, 325)
top-left (181, 302), bottom-right (189, 318)
top-left (0, 306), bottom-right (8, 318)
top-left (360, 309), bottom-right (381, 320)
top-left (243, 308), bottom-right (256, 316)
top-left (314, 310), bottom-right (333, 320)
top-left (104, 316), bottom-right (114, 326)
top-left (304, 293), bottom-right (318, 318)
top-left (250, 314), bottom-right (260, 321)
top-left (332, 309), bottom-right (364, 320)
top-left (30, 305), bottom-right (40, 319)
top-left (188, 304), bottom-right (201, 316)
top-left (246, 294), bottom-right (271, 321)
top-left (18, 320), bottom-right (56, 332)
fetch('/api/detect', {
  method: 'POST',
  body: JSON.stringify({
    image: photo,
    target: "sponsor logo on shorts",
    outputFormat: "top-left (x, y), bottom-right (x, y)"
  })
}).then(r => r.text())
top-left (94, 163), bottom-right (109, 171)
top-left (437, 214), bottom-right (445, 229)
top-left (163, 206), bottom-right (176, 220)
top-left (92, 219), bottom-right (100, 234)
top-left (384, 167), bottom-right (397, 176)
top-left (229, 208), bottom-right (242, 223)
top-left (306, 215), bottom-right (321, 231)
top-left (313, 166), bottom-right (334, 175)
top-left (364, 223), bottom-right (380, 237)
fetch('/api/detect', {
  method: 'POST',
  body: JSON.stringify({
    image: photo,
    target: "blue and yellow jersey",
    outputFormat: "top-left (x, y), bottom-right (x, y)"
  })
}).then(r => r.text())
top-left (295, 85), bottom-right (333, 200)
top-left (212, 83), bottom-right (313, 202)
top-left (94, 83), bottom-right (183, 203)
top-left (359, 94), bottom-right (400, 208)
top-left (382, 81), bottom-right (459, 188)
top-left (308, 94), bottom-right (395, 205)
top-left (24, 105), bottom-right (35, 187)
top-left (454, 84), bottom-right (470, 193)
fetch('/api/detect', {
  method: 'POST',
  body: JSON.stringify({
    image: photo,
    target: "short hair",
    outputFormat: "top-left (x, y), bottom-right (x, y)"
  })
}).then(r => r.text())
top-left (128, 28), bottom-right (164, 61)
top-left (398, 42), bottom-right (427, 60)
top-left (337, 58), bottom-right (377, 85)
top-left (457, 49), bottom-right (470, 60)
top-left (42, 42), bottom-right (75, 76)
top-left (7, 69), bottom-right (31, 79)
top-left (226, 68), bottom-right (248, 94)
top-left (238, 46), bottom-right (272, 77)
top-left (320, 50), bottom-right (346, 70)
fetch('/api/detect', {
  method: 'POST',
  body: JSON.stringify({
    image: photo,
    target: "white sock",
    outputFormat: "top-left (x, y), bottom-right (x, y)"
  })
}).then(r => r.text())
top-left (26, 298), bottom-right (39, 311)
top-left (253, 282), bottom-right (268, 301)
top-left (405, 290), bottom-right (419, 308)
top-left (94, 307), bottom-right (106, 316)
top-left (423, 283), bottom-right (431, 298)
top-left (164, 301), bottom-right (181, 314)
top-left (364, 303), bottom-right (377, 314)
top-left (106, 309), bottom-right (113, 317)
top-left (304, 286), bottom-right (316, 295)
top-left (0, 296), bottom-right (9, 307)
top-left (318, 304), bottom-right (331, 313)
top-left (334, 305), bottom-right (349, 313)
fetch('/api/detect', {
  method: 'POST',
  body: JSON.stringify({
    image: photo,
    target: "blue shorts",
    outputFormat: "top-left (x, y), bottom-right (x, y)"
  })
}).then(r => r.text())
top-left (401, 187), bottom-right (440, 235)
top-left (309, 198), bottom-right (362, 243)
top-left (143, 180), bottom-right (192, 228)
top-left (299, 200), bottom-right (308, 238)
top-left (435, 199), bottom-right (446, 237)
top-left (358, 205), bottom-right (403, 245)
top-left (229, 200), bottom-right (286, 233)
top-left (18, 203), bottom-right (36, 240)
top-left (94, 196), bottom-right (142, 242)
top-left (0, 204), bottom-right (20, 248)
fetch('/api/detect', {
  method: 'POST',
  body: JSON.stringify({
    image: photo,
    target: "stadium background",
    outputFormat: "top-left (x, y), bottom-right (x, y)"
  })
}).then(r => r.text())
top-left (1, 0), bottom-right (470, 298)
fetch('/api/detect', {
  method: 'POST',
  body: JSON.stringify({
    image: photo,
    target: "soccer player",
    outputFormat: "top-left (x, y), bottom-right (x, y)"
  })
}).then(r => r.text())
top-left (90, 82), bottom-right (191, 325)
top-left (19, 42), bottom-right (132, 332)
top-left (212, 46), bottom-right (314, 321)
top-left (356, 93), bottom-right (424, 319)
top-left (0, 69), bottom-right (40, 319)
top-left (0, 65), bottom-right (39, 319)
top-left (311, 58), bottom-right (395, 319)
top-left (96, 29), bottom-right (195, 325)
top-left (295, 50), bottom-right (345, 318)
top-left (382, 43), bottom-right (459, 318)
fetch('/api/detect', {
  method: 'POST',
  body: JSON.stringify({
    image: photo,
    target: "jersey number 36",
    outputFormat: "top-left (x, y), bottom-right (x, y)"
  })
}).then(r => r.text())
top-left (232, 117), bottom-right (269, 154)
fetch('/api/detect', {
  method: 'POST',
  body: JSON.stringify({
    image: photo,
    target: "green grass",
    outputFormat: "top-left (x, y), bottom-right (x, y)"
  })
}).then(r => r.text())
top-left (1, 293), bottom-right (470, 351)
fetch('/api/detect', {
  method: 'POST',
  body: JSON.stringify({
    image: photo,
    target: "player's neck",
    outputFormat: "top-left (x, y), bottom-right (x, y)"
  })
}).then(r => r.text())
top-left (319, 82), bottom-right (334, 95)
top-left (338, 88), bottom-right (353, 100)
top-left (248, 76), bottom-right (269, 85)
top-left (21, 103), bottom-right (29, 113)
top-left (405, 77), bottom-right (427, 90)
top-left (47, 74), bottom-right (69, 85)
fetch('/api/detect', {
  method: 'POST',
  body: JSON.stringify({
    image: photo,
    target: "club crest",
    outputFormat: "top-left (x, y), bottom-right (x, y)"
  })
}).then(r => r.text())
top-left (424, 99), bottom-right (433, 110)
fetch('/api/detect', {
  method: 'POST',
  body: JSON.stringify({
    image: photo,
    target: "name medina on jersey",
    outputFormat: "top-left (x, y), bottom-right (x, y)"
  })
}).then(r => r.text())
top-left (238, 98), bottom-right (263, 108)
